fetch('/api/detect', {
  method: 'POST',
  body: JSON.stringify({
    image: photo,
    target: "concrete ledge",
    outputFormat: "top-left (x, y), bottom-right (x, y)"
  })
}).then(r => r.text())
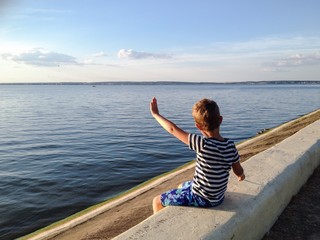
top-left (115, 120), bottom-right (320, 240)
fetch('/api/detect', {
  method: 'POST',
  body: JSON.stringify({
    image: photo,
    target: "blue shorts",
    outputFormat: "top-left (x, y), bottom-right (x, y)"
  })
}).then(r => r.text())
top-left (160, 181), bottom-right (223, 208)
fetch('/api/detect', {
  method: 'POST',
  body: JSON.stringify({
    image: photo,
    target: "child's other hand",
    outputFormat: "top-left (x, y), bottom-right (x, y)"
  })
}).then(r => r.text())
top-left (238, 173), bottom-right (245, 181)
top-left (150, 97), bottom-right (159, 116)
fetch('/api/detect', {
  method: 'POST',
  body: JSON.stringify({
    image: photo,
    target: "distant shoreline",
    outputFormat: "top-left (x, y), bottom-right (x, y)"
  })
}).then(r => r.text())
top-left (1, 80), bottom-right (320, 85)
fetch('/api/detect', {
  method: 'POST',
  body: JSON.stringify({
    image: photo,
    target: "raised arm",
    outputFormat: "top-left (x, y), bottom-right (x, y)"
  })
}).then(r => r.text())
top-left (150, 97), bottom-right (189, 145)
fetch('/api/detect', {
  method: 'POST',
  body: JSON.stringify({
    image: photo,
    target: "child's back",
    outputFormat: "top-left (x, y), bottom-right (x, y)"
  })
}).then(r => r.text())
top-left (189, 134), bottom-right (240, 205)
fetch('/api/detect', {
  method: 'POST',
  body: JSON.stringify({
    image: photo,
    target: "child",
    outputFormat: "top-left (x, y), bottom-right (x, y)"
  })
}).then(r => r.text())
top-left (150, 97), bottom-right (245, 214)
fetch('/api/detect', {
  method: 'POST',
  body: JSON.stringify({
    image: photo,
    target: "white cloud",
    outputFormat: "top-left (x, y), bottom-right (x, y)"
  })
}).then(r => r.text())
top-left (117, 49), bottom-right (172, 60)
top-left (262, 51), bottom-right (320, 72)
top-left (92, 51), bottom-right (107, 58)
top-left (1, 48), bottom-right (78, 67)
top-left (83, 51), bottom-right (108, 65)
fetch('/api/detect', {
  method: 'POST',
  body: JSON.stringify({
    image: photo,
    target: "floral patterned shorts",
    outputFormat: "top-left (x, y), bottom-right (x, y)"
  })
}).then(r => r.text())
top-left (160, 181), bottom-right (223, 208)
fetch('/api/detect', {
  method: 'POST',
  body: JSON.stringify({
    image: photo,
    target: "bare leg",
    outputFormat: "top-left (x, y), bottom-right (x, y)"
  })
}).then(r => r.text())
top-left (153, 195), bottom-right (165, 214)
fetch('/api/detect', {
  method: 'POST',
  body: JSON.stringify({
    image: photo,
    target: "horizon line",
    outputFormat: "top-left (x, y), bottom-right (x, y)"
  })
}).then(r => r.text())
top-left (0, 80), bottom-right (320, 85)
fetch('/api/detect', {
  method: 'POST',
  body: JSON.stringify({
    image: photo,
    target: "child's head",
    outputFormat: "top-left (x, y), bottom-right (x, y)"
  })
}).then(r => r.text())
top-left (192, 98), bottom-right (221, 131)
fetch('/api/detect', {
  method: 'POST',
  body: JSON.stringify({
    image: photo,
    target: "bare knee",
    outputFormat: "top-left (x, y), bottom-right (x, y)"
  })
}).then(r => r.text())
top-left (152, 195), bottom-right (164, 214)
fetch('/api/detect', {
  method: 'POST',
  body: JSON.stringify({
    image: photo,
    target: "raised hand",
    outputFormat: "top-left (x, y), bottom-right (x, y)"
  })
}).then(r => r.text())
top-left (150, 97), bottom-right (159, 116)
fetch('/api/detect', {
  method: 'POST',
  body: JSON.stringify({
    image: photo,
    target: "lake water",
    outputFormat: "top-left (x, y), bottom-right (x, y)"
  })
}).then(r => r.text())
top-left (0, 83), bottom-right (319, 239)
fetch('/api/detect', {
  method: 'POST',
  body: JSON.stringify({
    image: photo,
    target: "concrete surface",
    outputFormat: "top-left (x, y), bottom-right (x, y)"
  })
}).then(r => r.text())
top-left (114, 120), bottom-right (320, 240)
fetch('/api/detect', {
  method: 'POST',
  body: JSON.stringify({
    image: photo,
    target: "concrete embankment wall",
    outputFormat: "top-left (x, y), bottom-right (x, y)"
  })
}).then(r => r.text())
top-left (115, 119), bottom-right (320, 240)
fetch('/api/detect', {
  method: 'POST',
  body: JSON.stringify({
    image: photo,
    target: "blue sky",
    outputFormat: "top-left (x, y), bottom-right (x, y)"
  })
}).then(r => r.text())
top-left (1, 0), bottom-right (320, 83)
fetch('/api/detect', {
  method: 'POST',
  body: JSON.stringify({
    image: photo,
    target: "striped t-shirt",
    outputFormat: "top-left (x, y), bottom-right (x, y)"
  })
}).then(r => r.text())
top-left (188, 133), bottom-right (240, 203)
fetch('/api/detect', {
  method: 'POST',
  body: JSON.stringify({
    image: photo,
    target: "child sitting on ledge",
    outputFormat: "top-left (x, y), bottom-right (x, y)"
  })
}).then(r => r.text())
top-left (150, 97), bottom-right (245, 213)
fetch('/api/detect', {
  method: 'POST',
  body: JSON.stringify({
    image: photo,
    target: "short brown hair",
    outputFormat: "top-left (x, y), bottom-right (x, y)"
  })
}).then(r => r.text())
top-left (192, 98), bottom-right (221, 131)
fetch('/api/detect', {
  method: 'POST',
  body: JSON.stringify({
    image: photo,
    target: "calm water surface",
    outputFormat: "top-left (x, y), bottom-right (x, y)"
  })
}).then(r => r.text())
top-left (0, 83), bottom-right (319, 239)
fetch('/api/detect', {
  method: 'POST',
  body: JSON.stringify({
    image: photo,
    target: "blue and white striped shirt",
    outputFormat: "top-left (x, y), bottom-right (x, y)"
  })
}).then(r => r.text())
top-left (189, 133), bottom-right (240, 203)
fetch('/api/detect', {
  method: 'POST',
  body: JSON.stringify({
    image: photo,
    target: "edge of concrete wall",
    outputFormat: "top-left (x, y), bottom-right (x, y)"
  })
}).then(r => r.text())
top-left (114, 119), bottom-right (320, 240)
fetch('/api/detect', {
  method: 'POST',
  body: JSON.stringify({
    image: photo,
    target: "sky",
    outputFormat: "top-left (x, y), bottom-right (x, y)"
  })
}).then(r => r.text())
top-left (0, 0), bottom-right (320, 83)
